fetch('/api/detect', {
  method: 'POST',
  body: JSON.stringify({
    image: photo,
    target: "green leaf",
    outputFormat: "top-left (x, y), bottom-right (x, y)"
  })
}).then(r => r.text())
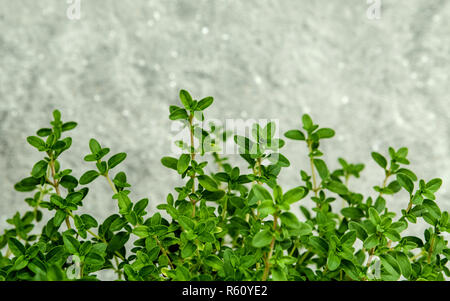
top-left (340, 230), bottom-right (357, 247)
top-left (422, 199), bottom-right (441, 220)
top-left (27, 136), bottom-right (47, 151)
top-left (282, 187), bottom-right (306, 205)
top-left (252, 185), bottom-right (273, 202)
top-left (197, 175), bottom-right (218, 191)
top-left (204, 255), bottom-right (223, 270)
top-left (178, 216), bottom-right (195, 230)
top-left (13, 255), bottom-right (29, 271)
top-left (396, 168), bottom-right (417, 181)
top-left (53, 210), bottom-right (67, 227)
top-left (80, 214), bottom-right (98, 229)
top-left (284, 130), bottom-right (305, 141)
top-left (161, 157), bottom-right (178, 170)
top-left (108, 153), bottom-right (127, 170)
top-left (368, 207), bottom-right (381, 225)
top-left (179, 90), bottom-right (193, 109)
top-left (271, 267), bottom-right (287, 281)
top-left (36, 128), bottom-right (52, 137)
top-left (177, 154), bottom-right (191, 174)
top-left (59, 175), bottom-right (78, 191)
top-left (252, 230), bottom-right (273, 248)
top-left (280, 212), bottom-right (300, 229)
top-left (181, 241), bottom-right (197, 258)
top-left (313, 159), bottom-right (329, 180)
top-left (316, 128), bottom-right (335, 139)
top-left (363, 234), bottom-right (379, 249)
top-left (31, 160), bottom-right (48, 178)
top-left (106, 232), bottom-right (130, 253)
top-left (395, 252), bottom-right (412, 279)
top-left (327, 252), bottom-right (341, 271)
top-left (197, 97), bottom-right (214, 111)
top-left (62, 122), bottom-right (77, 132)
top-left (8, 238), bottom-right (26, 256)
top-left (263, 122), bottom-right (276, 140)
top-left (326, 181), bottom-right (348, 195)
top-left (133, 226), bottom-right (151, 238)
top-left (14, 177), bottom-right (40, 192)
top-left (63, 235), bottom-right (80, 254)
top-left (79, 170), bottom-right (99, 185)
top-left (371, 152), bottom-right (387, 169)
top-left (380, 254), bottom-right (401, 281)
top-left (302, 114), bottom-right (313, 131)
top-left (341, 260), bottom-right (360, 280)
top-left (169, 108), bottom-right (188, 120)
top-left (308, 236), bottom-right (329, 255)
top-left (426, 178), bottom-right (442, 193)
top-left (85, 252), bottom-right (105, 266)
top-left (89, 139), bottom-right (102, 154)
top-left (396, 174), bottom-right (414, 194)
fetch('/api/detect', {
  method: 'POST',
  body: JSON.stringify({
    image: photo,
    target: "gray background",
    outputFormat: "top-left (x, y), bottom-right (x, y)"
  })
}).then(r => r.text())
top-left (0, 0), bottom-right (449, 240)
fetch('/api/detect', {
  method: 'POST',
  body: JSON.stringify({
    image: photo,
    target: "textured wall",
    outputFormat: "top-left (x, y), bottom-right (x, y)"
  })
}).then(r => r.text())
top-left (0, 0), bottom-right (449, 241)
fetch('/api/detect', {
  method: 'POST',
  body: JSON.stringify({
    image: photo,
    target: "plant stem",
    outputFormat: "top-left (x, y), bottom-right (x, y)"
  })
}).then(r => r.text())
top-left (49, 154), bottom-right (72, 229)
top-left (366, 248), bottom-right (375, 268)
top-left (288, 240), bottom-right (298, 257)
top-left (307, 140), bottom-right (318, 197)
top-left (155, 236), bottom-right (175, 269)
top-left (114, 256), bottom-right (123, 280)
top-left (188, 113), bottom-right (197, 217)
top-left (105, 172), bottom-right (118, 194)
top-left (427, 235), bottom-right (436, 264)
top-left (5, 247), bottom-right (11, 259)
top-left (297, 250), bottom-right (310, 265)
top-left (262, 214), bottom-right (278, 281)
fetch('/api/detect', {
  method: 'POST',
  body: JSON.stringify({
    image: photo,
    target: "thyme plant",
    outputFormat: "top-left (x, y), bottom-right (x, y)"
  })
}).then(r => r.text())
top-left (0, 90), bottom-right (448, 281)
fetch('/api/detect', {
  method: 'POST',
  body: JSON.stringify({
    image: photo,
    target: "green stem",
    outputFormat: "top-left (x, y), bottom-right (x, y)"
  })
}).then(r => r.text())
top-left (297, 250), bottom-right (310, 265)
top-left (154, 236), bottom-right (175, 269)
top-left (262, 214), bottom-right (278, 281)
top-left (188, 113), bottom-right (198, 218)
top-left (49, 153), bottom-right (72, 230)
top-left (427, 235), bottom-right (436, 264)
top-left (307, 141), bottom-right (318, 197)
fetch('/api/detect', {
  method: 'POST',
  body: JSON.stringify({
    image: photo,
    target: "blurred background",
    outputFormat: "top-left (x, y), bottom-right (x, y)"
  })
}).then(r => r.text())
top-left (0, 0), bottom-right (449, 240)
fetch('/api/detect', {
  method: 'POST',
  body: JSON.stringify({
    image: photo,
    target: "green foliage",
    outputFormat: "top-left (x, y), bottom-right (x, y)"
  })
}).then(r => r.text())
top-left (0, 92), bottom-right (448, 282)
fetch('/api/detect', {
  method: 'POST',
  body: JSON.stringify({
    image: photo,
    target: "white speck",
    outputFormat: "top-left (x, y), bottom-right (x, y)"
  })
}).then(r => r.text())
top-left (170, 81), bottom-right (177, 88)
top-left (169, 73), bottom-right (176, 80)
top-left (410, 72), bottom-right (418, 80)
top-left (108, 31), bottom-right (116, 39)
top-left (341, 96), bottom-right (349, 104)
top-left (154, 64), bottom-right (161, 71)
top-left (122, 110), bottom-right (130, 117)
top-left (254, 75), bottom-right (262, 85)
top-left (170, 50), bottom-right (178, 58)
top-left (202, 27), bottom-right (209, 35)
top-left (240, 111), bottom-right (248, 118)
top-left (153, 11), bottom-right (161, 20)
top-left (147, 20), bottom-right (154, 27)
top-left (420, 55), bottom-right (429, 64)
top-left (138, 59), bottom-right (146, 67)
top-left (221, 34), bottom-right (230, 41)
top-left (94, 95), bottom-right (101, 102)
